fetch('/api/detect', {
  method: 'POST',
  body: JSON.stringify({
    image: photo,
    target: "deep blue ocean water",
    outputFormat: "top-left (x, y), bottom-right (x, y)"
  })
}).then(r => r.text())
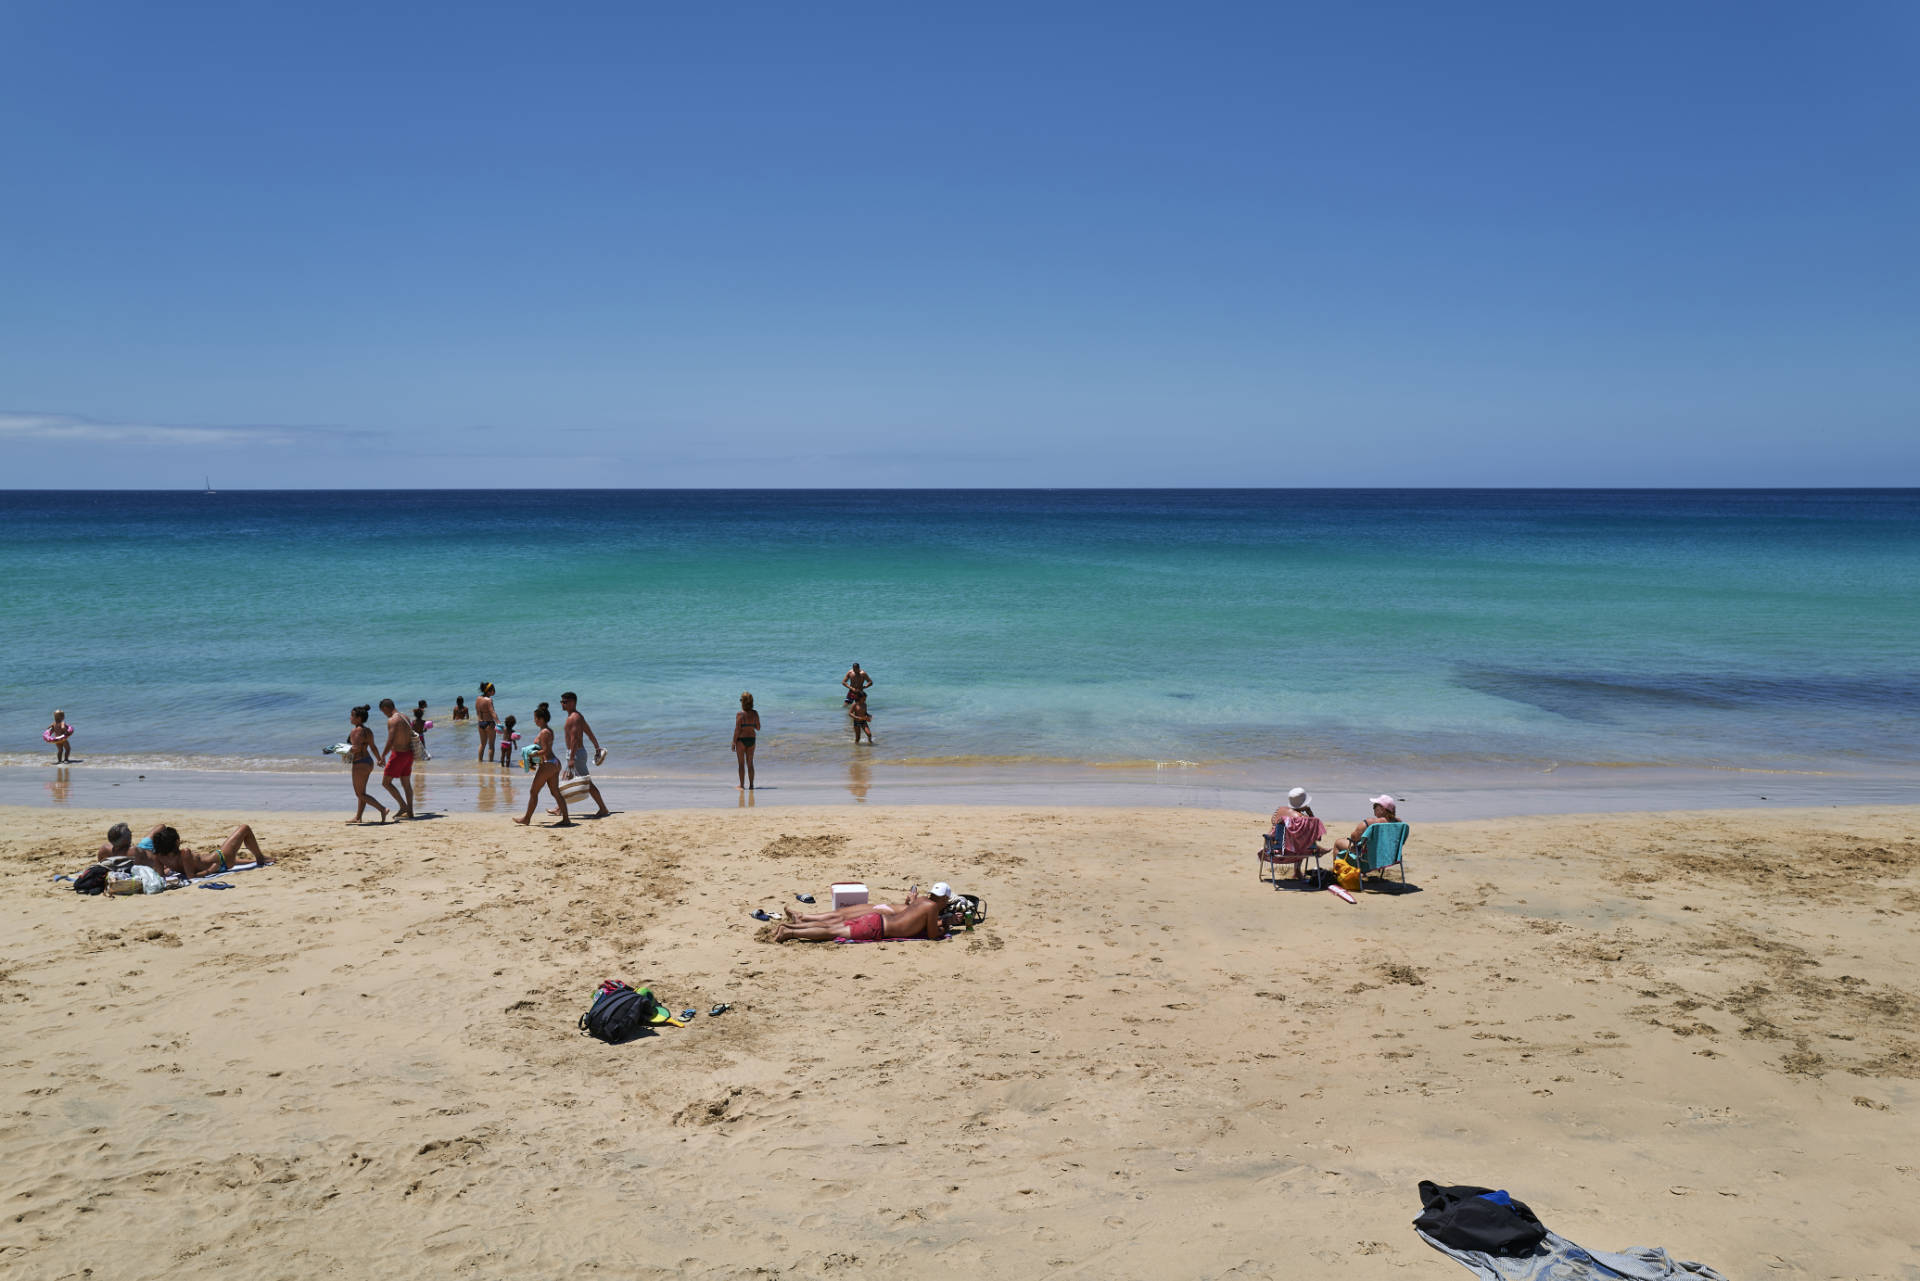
top-left (2, 490), bottom-right (1917, 801)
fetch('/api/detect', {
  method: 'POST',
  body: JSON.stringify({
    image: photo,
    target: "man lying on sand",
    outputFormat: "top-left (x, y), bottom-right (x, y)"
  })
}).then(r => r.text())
top-left (97, 822), bottom-right (134, 862)
top-left (784, 883), bottom-right (953, 926)
top-left (772, 886), bottom-right (953, 943)
top-left (130, 824), bottom-right (271, 879)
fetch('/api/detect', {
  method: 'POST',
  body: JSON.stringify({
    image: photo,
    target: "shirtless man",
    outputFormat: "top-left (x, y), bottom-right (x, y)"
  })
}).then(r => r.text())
top-left (131, 823), bottom-right (270, 878)
top-left (772, 887), bottom-right (952, 942)
top-left (784, 883), bottom-right (950, 925)
top-left (379, 698), bottom-right (417, 818)
top-left (476, 682), bottom-right (497, 762)
top-left (97, 822), bottom-right (134, 862)
top-left (841, 662), bottom-right (873, 706)
top-left (547, 691), bottom-right (609, 817)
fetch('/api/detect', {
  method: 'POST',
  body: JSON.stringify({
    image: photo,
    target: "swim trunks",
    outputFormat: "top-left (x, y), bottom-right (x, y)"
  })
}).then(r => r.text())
top-left (847, 911), bottom-right (885, 943)
top-left (383, 751), bottom-right (414, 780)
top-left (478, 720), bottom-right (495, 730)
top-left (569, 746), bottom-right (590, 776)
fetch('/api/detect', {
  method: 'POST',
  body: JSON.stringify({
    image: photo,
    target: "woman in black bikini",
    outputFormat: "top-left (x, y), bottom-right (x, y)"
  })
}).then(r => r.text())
top-left (733, 691), bottom-right (760, 790)
top-left (476, 682), bottom-right (497, 763)
top-left (346, 704), bottom-right (388, 825)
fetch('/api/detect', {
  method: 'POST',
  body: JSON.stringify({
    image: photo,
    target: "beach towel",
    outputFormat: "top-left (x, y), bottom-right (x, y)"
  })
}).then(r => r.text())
top-left (1416, 1229), bottom-right (1732, 1280)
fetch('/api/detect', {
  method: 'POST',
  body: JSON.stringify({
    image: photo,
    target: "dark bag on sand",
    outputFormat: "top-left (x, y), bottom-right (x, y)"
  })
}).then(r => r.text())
top-left (73, 865), bottom-right (109, 896)
top-left (1413, 1181), bottom-right (1548, 1256)
top-left (579, 980), bottom-right (660, 1044)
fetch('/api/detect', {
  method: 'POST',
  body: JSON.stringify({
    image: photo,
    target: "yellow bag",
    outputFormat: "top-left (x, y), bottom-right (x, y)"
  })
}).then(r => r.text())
top-left (1332, 858), bottom-right (1362, 893)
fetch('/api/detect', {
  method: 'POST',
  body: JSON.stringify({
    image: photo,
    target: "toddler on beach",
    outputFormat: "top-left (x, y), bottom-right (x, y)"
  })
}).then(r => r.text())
top-left (497, 715), bottom-right (519, 768)
top-left (45, 710), bottom-right (74, 763)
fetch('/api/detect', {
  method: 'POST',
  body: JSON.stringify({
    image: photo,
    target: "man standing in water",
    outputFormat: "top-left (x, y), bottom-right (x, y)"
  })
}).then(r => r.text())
top-left (379, 698), bottom-right (417, 819)
top-left (842, 662), bottom-right (873, 706)
top-left (548, 691), bottom-right (610, 818)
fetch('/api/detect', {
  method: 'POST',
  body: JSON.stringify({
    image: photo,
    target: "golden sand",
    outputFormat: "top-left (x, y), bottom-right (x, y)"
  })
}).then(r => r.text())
top-left (2, 804), bottom-right (1916, 1278)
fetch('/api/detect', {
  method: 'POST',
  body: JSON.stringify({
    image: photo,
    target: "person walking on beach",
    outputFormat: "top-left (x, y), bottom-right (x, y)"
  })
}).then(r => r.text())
top-left (733, 692), bottom-right (760, 790)
top-left (547, 691), bottom-right (609, 818)
top-left (345, 704), bottom-right (389, 825)
top-left (379, 699), bottom-right (416, 818)
top-left (516, 702), bottom-right (570, 826)
top-left (45, 710), bottom-right (74, 763)
top-left (842, 663), bottom-right (872, 706)
top-left (476, 682), bottom-right (497, 763)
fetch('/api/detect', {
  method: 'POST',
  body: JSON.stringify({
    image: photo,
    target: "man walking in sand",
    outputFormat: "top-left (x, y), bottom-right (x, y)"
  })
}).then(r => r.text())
top-left (547, 691), bottom-right (610, 818)
top-left (379, 698), bottom-right (417, 819)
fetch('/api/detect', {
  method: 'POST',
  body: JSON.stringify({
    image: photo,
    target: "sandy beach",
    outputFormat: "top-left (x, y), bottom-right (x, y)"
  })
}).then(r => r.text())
top-left (2, 803), bottom-right (1915, 1279)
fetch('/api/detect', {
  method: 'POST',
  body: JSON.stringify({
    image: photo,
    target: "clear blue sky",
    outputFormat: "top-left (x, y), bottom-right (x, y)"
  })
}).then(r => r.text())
top-left (2, 2), bottom-right (1915, 487)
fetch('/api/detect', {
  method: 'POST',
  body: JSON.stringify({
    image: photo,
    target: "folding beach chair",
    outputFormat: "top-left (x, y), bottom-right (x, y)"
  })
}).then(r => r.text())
top-left (1350, 821), bottom-right (1410, 887)
top-left (1258, 822), bottom-right (1327, 889)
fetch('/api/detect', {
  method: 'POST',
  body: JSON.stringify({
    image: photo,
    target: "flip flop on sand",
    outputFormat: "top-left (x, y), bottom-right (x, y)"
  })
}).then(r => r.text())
top-left (750, 910), bottom-right (774, 921)
top-left (795, 893), bottom-right (815, 904)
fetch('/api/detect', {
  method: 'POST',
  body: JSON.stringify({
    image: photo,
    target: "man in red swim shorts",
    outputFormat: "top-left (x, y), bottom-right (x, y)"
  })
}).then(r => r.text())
top-left (378, 698), bottom-right (417, 819)
top-left (770, 888), bottom-right (953, 943)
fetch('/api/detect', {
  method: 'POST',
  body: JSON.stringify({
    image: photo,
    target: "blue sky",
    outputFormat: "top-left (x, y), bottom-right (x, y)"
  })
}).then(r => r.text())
top-left (2, 2), bottom-right (1915, 487)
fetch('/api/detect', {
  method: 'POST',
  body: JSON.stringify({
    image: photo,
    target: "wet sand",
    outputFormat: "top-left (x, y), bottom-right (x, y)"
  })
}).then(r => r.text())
top-left (2, 804), bottom-right (1916, 1278)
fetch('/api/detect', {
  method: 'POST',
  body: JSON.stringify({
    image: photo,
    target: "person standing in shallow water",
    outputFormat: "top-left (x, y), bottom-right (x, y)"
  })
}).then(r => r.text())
top-left (733, 692), bottom-right (760, 790)
top-left (475, 682), bottom-right (497, 763)
top-left (842, 662), bottom-right (872, 706)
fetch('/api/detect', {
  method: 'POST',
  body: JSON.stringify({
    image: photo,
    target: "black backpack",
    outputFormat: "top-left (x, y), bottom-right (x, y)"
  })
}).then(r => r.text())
top-left (73, 865), bottom-right (109, 896)
top-left (1413, 1181), bottom-right (1548, 1256)
top-left (579, 980), bottom-right (660, 1044)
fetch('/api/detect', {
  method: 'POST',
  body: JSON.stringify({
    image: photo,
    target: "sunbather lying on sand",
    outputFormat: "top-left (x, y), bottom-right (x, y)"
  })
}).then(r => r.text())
top-left (784, 884), bottom-right (950, 925)
top-left (97, 822), bottom-right (134, 862)
top-left (772, 888), bottom-right (952, 942)
top-left (130, 824), bottom-right (270, 879)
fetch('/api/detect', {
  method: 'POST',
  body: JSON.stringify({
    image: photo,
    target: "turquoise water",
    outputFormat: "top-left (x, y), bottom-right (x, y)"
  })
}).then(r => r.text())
top-left (2, 490), bottom-right (1917, 803)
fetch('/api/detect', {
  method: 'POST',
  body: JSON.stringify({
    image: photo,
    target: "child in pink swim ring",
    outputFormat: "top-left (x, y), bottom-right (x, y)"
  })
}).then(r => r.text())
top-left (43, 710), bottom-right (74, 763)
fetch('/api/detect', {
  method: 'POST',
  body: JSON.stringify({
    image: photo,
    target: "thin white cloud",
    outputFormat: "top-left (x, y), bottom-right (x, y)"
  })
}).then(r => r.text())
top-left (0, 410), bottom-right (308, 447)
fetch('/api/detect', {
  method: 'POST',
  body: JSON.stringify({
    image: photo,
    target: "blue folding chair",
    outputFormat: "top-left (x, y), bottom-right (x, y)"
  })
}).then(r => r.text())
top-left (1350, 821), bottom-right (1410, 887)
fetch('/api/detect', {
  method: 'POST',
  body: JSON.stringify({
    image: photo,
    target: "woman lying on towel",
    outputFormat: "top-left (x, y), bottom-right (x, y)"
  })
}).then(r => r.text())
top-left (772, 887), bottom-right (953, 943)
top-left (130, 823), bottom-right (271, 879)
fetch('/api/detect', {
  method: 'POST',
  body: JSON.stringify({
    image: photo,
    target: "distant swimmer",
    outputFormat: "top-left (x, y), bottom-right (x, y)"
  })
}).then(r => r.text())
top-left (734, 692), bottom-right (760, 790)
top-left (452, 696), bottom-right (469, 722)
top-left (379, 698), bottom-right (416, 819)
top-left (842, 662), bottom-right (872, 706)
top-left (476, 682), bottom-right (498, 762)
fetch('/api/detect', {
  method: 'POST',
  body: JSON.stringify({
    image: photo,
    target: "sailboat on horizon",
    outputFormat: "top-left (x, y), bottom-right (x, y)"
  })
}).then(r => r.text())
top-left (203, 475), bottom-right (216, 495)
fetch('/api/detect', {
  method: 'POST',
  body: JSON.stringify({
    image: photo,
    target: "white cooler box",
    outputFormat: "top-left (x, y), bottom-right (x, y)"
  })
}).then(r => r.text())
top-left (831, 883), bottom-right (868, 909)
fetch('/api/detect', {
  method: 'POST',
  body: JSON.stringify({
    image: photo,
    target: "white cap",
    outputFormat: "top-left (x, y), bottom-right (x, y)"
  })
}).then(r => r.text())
top-left (1370, 794), bottom-right (1398, 813)
top-left (930, 882), bottom-right (955, 900)
top-left (1287, 787), bottom-right (1311, 808)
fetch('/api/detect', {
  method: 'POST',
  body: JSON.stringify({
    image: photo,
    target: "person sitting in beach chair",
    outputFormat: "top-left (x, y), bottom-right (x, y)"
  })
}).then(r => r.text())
top-left (771, 887), bottom-right (953, 942)
top-left (130, 823), bottom-right (270, 879)
top-left (1334, 794), bottom-right (1410, 886)
top-left (1258, 787), bottom-right (1329, 885)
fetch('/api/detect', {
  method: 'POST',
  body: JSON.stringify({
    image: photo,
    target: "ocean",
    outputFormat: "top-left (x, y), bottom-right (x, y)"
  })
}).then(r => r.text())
top-left (3, 489), bottom-right (1916, 815)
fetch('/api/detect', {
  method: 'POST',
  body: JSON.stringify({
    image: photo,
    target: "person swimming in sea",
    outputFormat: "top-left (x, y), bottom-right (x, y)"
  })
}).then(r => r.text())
top-left (452, 696), bottom-right (469, 722)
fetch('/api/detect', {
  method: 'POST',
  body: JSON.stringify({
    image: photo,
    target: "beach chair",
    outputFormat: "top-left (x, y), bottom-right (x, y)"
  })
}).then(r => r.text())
top-left (1258, 824), bottom-right (1327, 889)
top-left (1349, 821), bottom-right (1410, 887)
